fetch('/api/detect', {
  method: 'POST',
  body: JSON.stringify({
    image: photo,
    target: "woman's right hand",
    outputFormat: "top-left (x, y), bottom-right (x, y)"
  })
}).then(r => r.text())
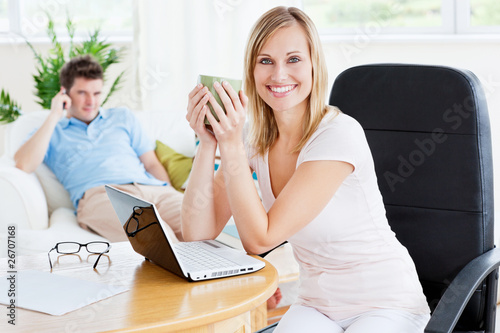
top-left (186, 84), bottom-right (217, 147)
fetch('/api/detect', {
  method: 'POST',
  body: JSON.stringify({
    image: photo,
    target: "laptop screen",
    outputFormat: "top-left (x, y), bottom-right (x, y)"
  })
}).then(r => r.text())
top-left (105, 185), bottom-right (187, 279)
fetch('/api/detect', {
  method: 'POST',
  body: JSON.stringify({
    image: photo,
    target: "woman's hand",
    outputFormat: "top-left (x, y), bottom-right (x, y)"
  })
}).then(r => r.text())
top-left (205, 81), bottom-right (248, 147)
top-left (186, 84), bottom-right (217, 147)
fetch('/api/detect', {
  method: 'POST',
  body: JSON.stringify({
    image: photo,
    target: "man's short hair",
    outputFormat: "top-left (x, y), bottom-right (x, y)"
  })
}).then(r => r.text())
top-left (60, 55), bottom-right (103, 91)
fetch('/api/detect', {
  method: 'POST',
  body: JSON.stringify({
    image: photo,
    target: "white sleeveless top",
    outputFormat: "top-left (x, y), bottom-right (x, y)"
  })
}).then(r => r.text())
top-left (246, 112), bottom-right (430, 320)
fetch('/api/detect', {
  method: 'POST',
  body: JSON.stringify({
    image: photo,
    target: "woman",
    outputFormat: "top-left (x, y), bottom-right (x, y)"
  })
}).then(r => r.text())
top-left (183, 6), bottom-right (430, 332)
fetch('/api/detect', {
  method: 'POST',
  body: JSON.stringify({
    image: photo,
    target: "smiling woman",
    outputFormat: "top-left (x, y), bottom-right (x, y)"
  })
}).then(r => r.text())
top-left (183, 6), bottom-right (431, 333)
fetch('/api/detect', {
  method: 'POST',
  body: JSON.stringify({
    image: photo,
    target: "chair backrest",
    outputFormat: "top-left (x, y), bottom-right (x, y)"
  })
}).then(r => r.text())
top-left (329, 64), bottom-right (495, 331)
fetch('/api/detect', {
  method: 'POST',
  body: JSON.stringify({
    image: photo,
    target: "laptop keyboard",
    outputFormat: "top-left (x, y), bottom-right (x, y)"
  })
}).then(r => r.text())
top-left (174, 242), bottom-right (238, 271)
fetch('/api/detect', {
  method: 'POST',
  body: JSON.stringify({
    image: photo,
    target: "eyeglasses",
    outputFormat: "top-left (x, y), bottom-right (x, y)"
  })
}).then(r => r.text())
top-left (48, 241), bottom-right (111, 269)
top-left (125, 206), bottom-right (159, 237)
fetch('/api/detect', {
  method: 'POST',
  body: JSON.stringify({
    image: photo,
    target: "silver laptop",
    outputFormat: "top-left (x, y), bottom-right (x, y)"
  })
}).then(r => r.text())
top-left (105, 185), bottom-right (265, 281)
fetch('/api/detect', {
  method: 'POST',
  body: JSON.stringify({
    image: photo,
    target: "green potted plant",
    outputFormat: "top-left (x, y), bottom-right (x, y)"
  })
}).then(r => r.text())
top-left (0, 89), bottom-right (21, 124)
top-left (27, 15), bottom-right (125, 109)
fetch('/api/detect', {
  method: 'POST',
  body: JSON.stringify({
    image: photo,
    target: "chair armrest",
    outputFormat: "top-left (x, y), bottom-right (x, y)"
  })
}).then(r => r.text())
top-left (0, 163), bottom-right (48, 230)
top-left (254, 322), bottom-right (278, 333)
top-left (424, 248), bottom-right (500, 333)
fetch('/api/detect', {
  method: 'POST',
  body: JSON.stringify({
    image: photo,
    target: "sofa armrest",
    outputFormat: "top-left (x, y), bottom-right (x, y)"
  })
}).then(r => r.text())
top-left (0, 162), bottom-right (48, 230)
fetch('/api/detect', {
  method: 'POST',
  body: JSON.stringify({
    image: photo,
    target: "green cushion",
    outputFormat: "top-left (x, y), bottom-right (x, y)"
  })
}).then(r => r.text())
top-left (155, 140), bottom-right (193, 192)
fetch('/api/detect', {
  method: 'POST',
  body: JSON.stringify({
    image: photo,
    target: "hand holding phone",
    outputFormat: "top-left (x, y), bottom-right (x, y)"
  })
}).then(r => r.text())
top-left (50, 88), bottom-right (71, 119)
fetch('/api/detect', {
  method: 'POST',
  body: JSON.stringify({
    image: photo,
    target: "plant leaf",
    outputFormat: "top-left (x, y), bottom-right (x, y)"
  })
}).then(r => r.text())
top-left (102, 71), bottom-right (125, 106)
top-left (27, 13), bottom-right (126, 109)
top-left (0, 89), bottom-right (22, 123)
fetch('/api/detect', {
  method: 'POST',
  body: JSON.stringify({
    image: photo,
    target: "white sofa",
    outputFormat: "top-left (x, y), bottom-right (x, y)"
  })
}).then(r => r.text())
top-left (0, 109), bottom-right (196, 257)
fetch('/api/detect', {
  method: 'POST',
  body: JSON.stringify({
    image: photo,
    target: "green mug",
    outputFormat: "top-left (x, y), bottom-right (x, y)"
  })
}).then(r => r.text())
top-left (198, 75), bottom-right (242, 124)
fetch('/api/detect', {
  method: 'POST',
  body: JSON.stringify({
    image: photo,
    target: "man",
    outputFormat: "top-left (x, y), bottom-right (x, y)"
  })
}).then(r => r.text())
top-left (15, 55), bottom-right (183, 242)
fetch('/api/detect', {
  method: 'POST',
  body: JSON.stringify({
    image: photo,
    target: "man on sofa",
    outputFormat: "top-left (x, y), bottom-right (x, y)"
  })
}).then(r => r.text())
top-left (14, 55), bottom-right (183, 242)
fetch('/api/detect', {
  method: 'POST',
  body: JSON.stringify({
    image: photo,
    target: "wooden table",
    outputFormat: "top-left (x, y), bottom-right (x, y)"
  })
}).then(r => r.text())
top-left (0, 242), bottom-right (278, 332)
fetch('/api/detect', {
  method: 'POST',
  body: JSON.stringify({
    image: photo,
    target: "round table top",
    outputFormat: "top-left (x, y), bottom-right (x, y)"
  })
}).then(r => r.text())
top-left (1, 241), bottom-right (278, 332)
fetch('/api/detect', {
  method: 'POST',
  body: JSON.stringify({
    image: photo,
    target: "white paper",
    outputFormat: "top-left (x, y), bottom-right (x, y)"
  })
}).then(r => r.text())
top-left (0, 270), bottom-right (128, 316)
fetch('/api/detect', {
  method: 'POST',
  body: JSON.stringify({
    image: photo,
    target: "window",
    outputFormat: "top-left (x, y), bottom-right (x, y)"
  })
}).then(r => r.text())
top-left (0, 0), bottom-right (8, 32)
top-left (1, 0), bottom-right (132, 40)
top-left (302, 0), bottom-right (500, 35)
top-left (470, 0), bottom-right (500, 26)
top-left (457, 0), bottom-right (500, 33)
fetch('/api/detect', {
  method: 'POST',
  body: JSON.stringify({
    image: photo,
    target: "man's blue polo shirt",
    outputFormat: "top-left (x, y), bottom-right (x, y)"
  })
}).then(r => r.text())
top-left (43, 107), bottom-right (166, 208)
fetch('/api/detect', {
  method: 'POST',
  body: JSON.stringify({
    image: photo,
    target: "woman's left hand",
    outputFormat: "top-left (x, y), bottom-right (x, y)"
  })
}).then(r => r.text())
top-left (205, 81), bottom-right (248, 147)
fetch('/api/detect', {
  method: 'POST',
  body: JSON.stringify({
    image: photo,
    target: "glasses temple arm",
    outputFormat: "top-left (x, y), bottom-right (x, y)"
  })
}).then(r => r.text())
top-left (48, 247), bottom-right (56, 269)
top-left (92, 244), bottom-right (111, 270)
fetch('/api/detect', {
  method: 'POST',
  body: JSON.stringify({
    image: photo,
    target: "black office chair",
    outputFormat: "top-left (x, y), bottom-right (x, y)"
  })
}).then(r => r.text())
top-left (255, 64), bottom-right (499, 333)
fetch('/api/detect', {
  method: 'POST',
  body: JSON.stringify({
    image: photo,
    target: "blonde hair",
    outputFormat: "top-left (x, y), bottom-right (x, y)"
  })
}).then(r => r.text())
top-left (244, 6), bottom-right (332, 156)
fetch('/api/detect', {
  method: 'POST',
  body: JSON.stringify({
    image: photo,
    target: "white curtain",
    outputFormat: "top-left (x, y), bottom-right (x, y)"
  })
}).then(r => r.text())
top-left (132, 0), bottom-right (302, 112)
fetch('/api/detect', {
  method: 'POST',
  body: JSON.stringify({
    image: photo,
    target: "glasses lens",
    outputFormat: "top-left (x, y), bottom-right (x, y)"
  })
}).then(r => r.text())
top-left (127, 217), bottom-right (139, 233)
top-left (86, 242), bottom-right (109, 254)
top-left (57, 242), bottom-right (81, 254)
